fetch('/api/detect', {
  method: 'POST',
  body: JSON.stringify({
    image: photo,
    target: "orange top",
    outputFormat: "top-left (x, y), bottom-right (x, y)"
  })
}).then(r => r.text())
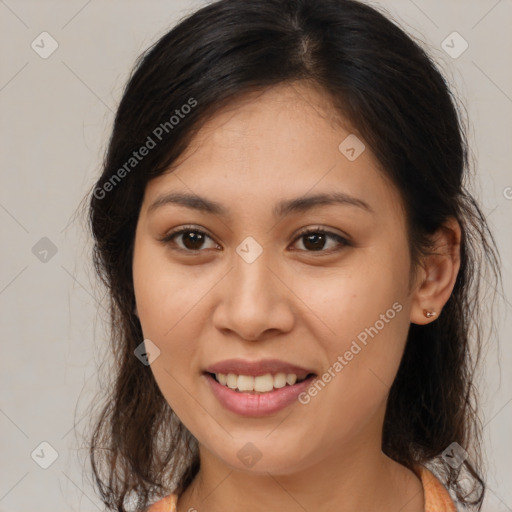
top-left (147, 465), bottom-right (456, 512)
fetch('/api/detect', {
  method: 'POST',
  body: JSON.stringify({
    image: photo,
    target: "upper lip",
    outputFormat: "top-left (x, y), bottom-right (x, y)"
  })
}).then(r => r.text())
top-left (204, 358), bottom-right (316, 378)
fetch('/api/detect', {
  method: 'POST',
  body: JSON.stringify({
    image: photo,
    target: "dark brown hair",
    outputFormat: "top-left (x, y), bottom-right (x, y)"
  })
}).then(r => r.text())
top-left (85, 0), bottom-right (502, 510)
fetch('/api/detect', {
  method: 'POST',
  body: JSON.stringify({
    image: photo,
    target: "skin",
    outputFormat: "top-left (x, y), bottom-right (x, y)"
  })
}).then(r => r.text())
top-left (132, 81), bottom-right (461, 512)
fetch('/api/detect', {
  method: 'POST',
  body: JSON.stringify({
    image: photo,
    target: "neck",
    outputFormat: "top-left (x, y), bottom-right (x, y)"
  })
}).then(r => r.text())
top-left (177, 438), bottom-right (424, 512)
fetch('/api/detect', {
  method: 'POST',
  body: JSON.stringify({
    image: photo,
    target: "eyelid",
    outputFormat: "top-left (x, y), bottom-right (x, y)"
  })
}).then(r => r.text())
top-left (160, 224), bottom-right (351, 253)
top-left (293, 225), bottom-right (350, 242)
top-left (290, 226), bottom-right (351, 253)
top-left (159, 224), bottom-right (219, 248)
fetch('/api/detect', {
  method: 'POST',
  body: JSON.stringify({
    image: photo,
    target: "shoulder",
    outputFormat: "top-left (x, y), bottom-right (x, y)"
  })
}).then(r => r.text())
top-left (146, 493), bottom-right (178, 512)
top-left (415, 465), bottom-right (457, 512)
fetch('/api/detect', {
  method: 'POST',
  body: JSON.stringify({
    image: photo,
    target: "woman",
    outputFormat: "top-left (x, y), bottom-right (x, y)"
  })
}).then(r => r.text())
top-left (87, 0), bottom-right (501, 510)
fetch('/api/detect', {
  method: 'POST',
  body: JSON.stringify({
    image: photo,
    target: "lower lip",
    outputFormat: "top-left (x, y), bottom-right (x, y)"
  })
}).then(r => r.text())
top-left (204, 373), bottom-right (316, 417)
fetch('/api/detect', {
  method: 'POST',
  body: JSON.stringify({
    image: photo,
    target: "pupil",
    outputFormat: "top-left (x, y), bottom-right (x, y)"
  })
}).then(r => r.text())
top-left (184, 231), bottom-right (204, 250)
top-left (305, 233), bottom-right (325, 251)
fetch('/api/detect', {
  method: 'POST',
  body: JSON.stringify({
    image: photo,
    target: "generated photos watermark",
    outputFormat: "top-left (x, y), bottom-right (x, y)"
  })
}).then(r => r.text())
top-left (298, 301), bottom-right (403, 404)
top-left (93, 97), bottom-right (197, 200)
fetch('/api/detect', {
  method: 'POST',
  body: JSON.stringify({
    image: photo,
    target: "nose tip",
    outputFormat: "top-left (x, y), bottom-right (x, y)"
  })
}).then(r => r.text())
top-left (212, 258), bottom-right (295, 341)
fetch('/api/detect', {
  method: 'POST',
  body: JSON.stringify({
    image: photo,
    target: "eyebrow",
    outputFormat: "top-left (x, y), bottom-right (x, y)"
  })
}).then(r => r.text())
top-left (147, 191), bottom-right (374, 218)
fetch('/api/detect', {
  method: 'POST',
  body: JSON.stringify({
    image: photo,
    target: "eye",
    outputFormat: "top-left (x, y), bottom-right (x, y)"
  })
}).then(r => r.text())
top-left (160, 225), bottom-right (350, 255)
top-left (160, 225), bottom-right (219, 253)
top-left (290, 227), bottom-right (350, 253)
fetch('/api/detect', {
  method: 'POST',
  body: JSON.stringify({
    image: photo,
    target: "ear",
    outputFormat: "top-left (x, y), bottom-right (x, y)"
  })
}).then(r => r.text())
top-left (410, 217), bottom-right (461, 325)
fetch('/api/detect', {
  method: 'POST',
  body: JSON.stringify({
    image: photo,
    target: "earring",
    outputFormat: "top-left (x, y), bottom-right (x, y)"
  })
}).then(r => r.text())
top-left (423, 309), bottom-right (436, 318)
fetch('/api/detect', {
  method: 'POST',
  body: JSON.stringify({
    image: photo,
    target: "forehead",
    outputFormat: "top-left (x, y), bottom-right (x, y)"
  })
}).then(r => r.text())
top-left (142, 81), bottom-right (404, 223)
top-left (168, 82), bottom-right (352, 173)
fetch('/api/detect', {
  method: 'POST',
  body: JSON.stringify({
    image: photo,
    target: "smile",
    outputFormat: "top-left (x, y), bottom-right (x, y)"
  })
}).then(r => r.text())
top-left (203, 371), bottom-right (317, 416)
top-left (209, 372), bottom-right (313, 393)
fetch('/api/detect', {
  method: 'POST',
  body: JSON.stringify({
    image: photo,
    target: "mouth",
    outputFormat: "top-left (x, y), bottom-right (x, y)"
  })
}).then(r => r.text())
top-left (203, 368), bottom-right (318, 416)
top-left (204, 371), bottom-right (317, 394)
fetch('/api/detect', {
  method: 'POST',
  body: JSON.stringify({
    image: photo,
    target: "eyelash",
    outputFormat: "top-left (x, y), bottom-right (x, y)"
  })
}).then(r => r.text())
top-left (160, 225), bottom-right (350, 255)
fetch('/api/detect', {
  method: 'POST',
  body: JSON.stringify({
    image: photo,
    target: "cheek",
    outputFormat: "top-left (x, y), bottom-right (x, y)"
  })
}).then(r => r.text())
top-left (132, 237), bottom-right (210, 394)
top-left (296, 243), bottom-right (411, 421)
top-left (133, 238), bottom-right (206, 338)
top-left (291, 241), bottom-right (410, 346)
top-left (301, 272), bottom-right (408, 383)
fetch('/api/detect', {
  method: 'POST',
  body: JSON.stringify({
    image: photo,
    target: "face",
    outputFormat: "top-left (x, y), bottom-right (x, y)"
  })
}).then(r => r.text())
top-left (132, 82), bottom-right (416, 475)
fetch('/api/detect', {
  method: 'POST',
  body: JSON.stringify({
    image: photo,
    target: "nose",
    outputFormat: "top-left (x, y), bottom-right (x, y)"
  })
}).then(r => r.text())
top-left (212, 249), bottom-right (295, 341)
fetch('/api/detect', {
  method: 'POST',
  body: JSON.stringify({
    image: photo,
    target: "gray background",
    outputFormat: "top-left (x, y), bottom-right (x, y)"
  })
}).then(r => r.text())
top-left (0, 0), bottom-right (511, 510)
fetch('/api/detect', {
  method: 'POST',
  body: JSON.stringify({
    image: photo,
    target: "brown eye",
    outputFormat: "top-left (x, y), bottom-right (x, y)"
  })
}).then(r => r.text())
top-left (160, 225), bottom-right (349, 255)
top-left (161, 226), bottom-right (219, 252)
top-left (291, 228), bottom-right (350, 253)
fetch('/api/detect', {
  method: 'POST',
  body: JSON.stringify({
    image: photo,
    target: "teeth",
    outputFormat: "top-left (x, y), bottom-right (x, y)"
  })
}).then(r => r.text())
top-left (254, 374), bottom-right (274, 392)
top-left (274, 373), bottom-right (287, 388)
top-left (286, 374), bottom-right (297, 386)
top-left (214, 372), bottom-right (309, 392)
top-left (226, 373), bottom-right (238, 389)
top-left (238, 375), bottom-right (255, 391)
